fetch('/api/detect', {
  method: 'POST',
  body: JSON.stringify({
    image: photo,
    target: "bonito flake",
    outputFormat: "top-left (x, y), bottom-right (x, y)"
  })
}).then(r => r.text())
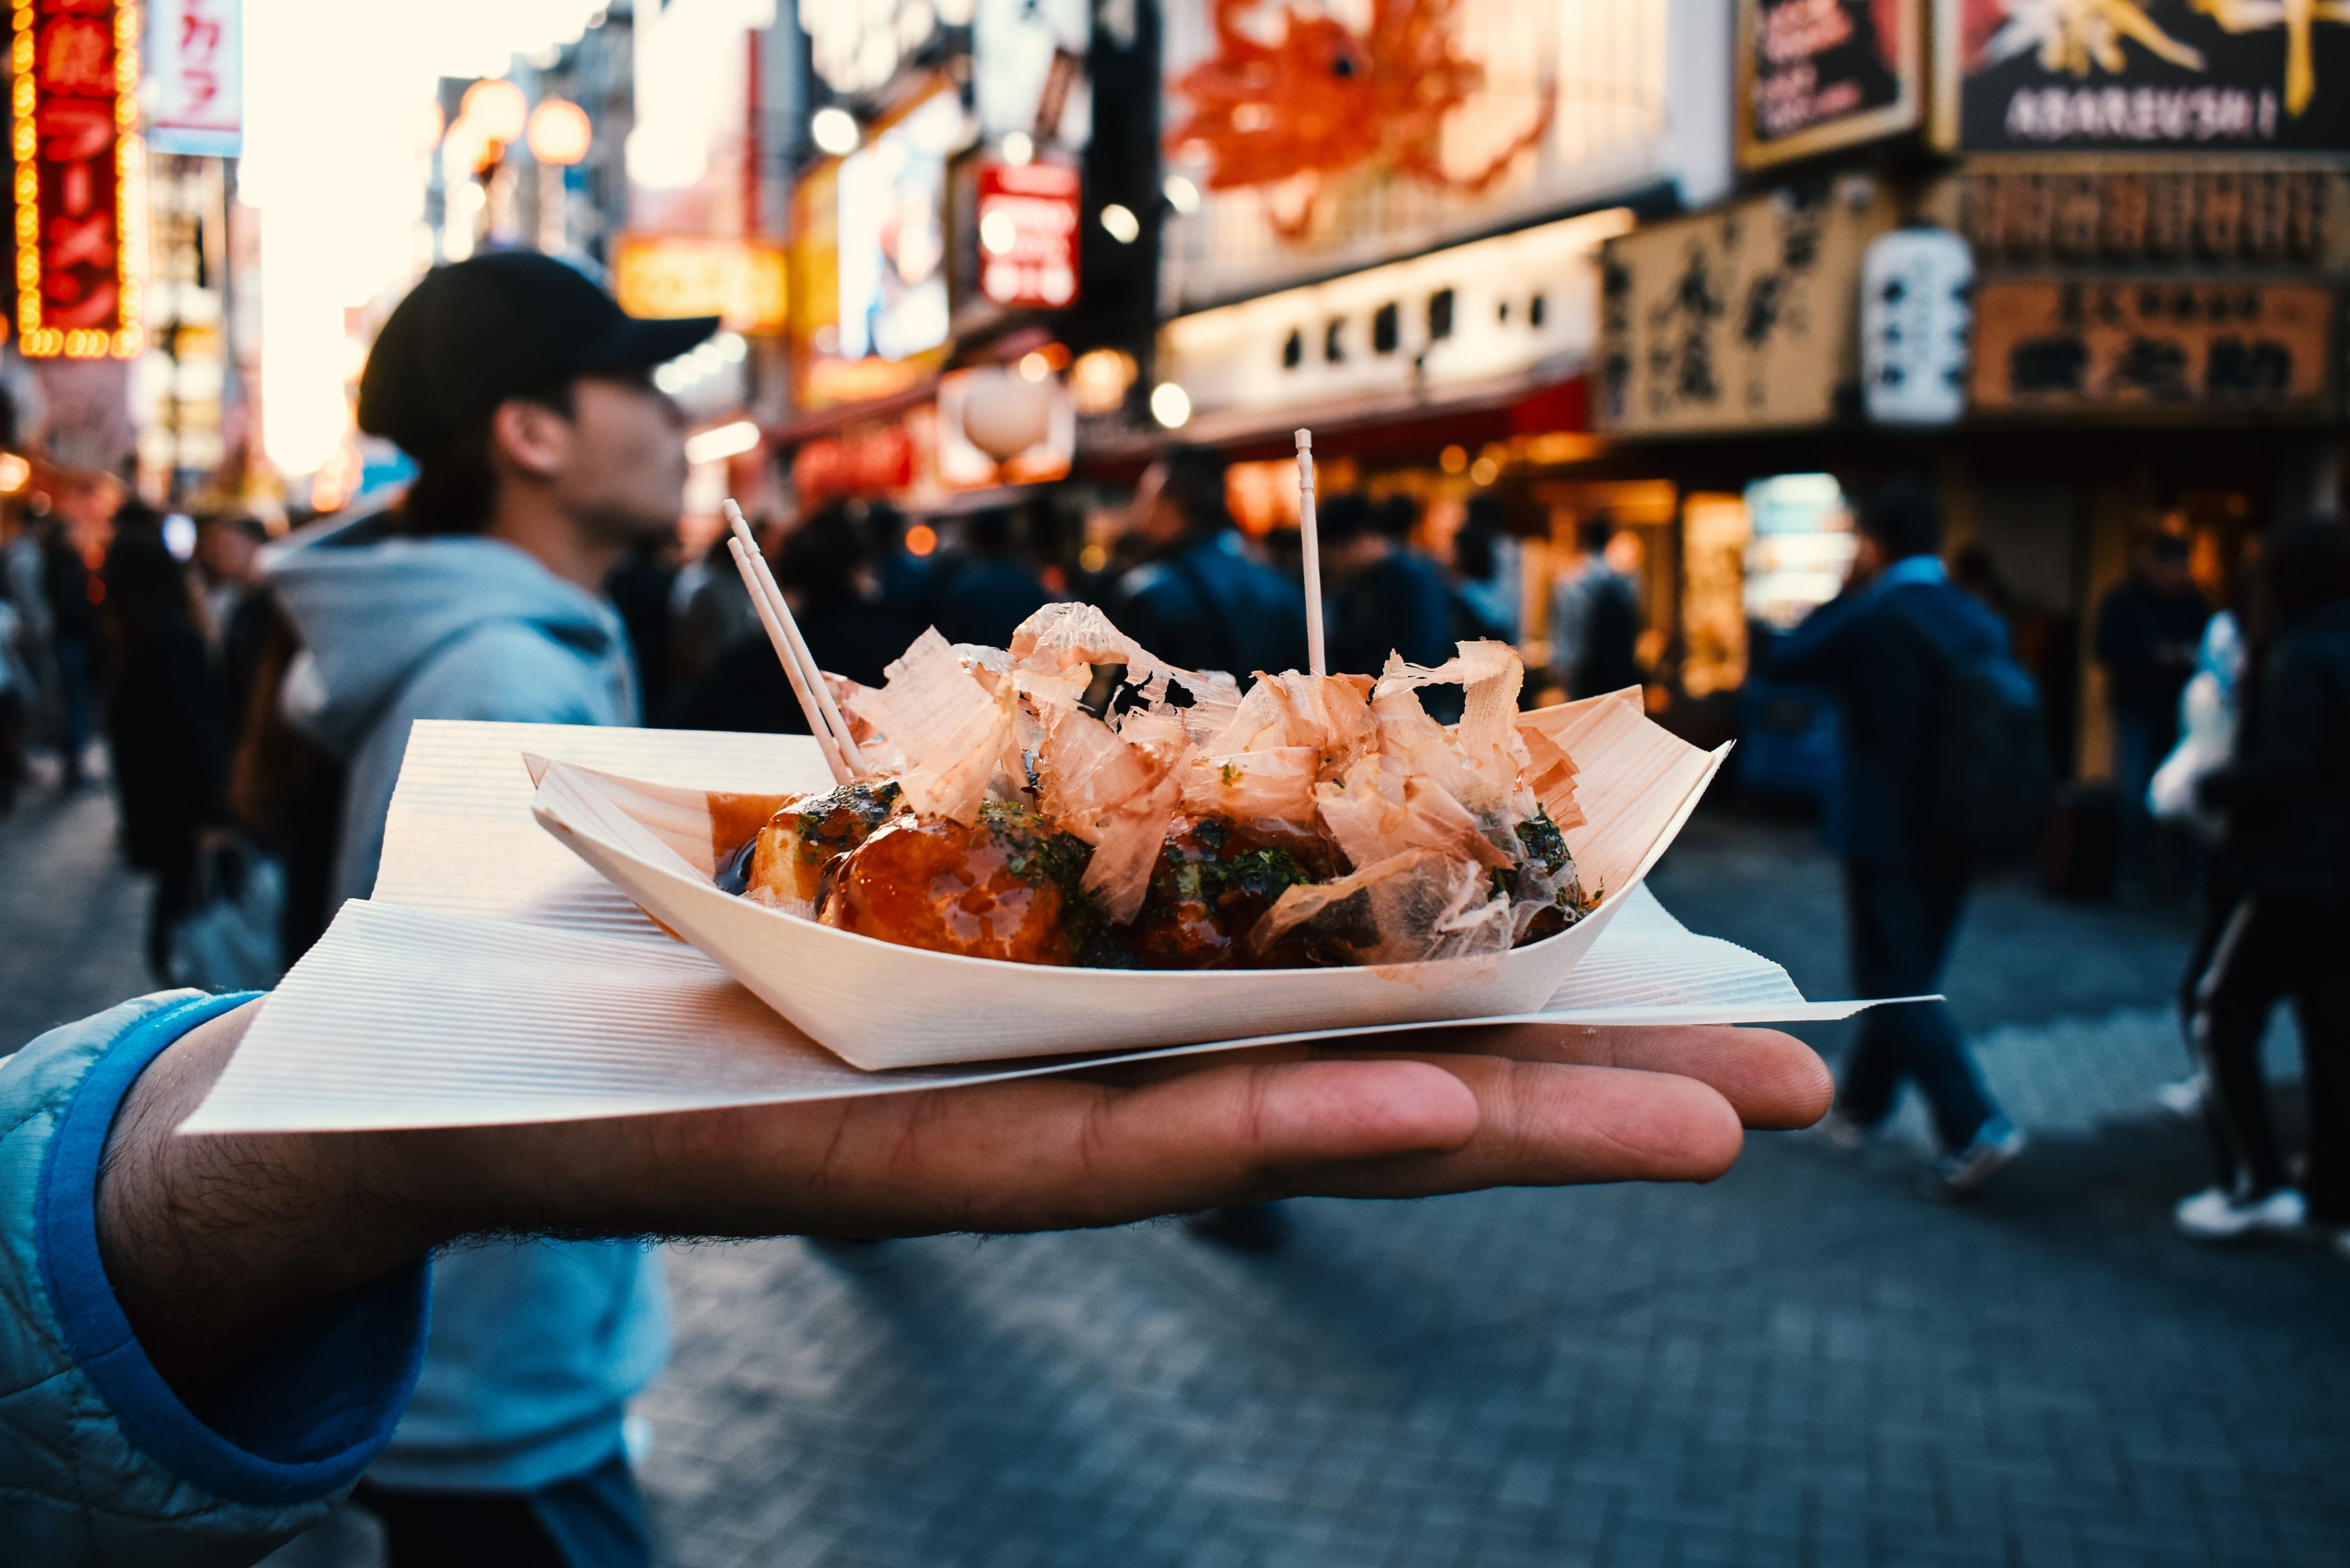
top-left (820, 604), bottom-right (1590, 966)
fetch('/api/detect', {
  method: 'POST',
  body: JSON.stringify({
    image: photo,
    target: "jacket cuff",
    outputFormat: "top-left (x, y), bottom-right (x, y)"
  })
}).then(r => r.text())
top-left (34, 991), bottom-right (431, 1507)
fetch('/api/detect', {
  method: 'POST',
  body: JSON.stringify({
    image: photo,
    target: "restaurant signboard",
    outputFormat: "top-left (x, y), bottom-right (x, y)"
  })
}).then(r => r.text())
top-left (1968, 276), bottom-right (2336, 414)
top-left (1596, 179), bottom-right (1895, 436)
top-left (1736, 0), bottom-right (1922, 170)
top-left (1939, 0), bottom-right (2350, 152)
top-left (613, 234), bottom-right (789, 336)
top-left (14, 0), bottom-right (143, 358)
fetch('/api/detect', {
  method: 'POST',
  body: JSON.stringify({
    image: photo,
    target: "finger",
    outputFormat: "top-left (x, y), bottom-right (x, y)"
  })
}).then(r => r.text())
top-left (607, 1056), bottom-right (1482, 1236)
top-left (1270, 1057), bottom-right (1746, 1198)
top-left (1365, 1022), bottom-right (1833, 1131)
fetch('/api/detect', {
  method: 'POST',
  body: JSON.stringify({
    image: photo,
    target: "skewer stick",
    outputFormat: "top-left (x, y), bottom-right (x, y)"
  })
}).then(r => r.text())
top-left (719, 503), bottom-right (869, 771)
top-left (727, 535), bottom-right (849, 785)
top-left (723, 502), bottom-right (869, 776)
top-left (1295, 428), bottom-right (1326, 677)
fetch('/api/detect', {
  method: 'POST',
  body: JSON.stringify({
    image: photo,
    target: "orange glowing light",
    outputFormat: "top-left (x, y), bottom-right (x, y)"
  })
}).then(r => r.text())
top-left (12, 0), bottom-right (142, 359)
top-left (526, 98), bottom-right (591, 166)
top-left (460, 77), bottom-right (528, 145)
top-left (904, 522), bottom-right (939, 557)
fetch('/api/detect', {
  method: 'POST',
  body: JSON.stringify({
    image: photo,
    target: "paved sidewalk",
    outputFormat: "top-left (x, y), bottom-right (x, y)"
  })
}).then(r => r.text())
top-left (6, 792), bottom-right (2341, 1568)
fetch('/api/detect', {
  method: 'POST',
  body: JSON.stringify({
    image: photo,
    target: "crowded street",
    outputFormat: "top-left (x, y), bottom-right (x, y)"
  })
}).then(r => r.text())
top-left (7, 763), bottom-right (2342, 1567)
top-left (7, 2), bottom-right (2350, 1565)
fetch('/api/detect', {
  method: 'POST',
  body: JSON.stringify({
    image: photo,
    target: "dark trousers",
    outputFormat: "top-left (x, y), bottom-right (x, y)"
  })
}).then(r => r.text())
top-left (0, 686), bottom-right (22, 809)
top-left (146, 845), bottom-right (198, 985)
top-left (52, 636), bottom-right (93, 782)
top-left (1837, 855), bottom-right (2000, 1152)
top-left (2188, 891), bottom-right (2350, 1224)
top-left (350, 1449), bottom-right (651, 1568)
top-left (2112, 706), bottom-right (2179, 894)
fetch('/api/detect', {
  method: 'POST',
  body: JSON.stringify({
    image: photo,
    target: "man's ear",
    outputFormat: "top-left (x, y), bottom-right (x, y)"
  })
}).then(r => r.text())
top-left (488, 398), bottom-right (570, 482)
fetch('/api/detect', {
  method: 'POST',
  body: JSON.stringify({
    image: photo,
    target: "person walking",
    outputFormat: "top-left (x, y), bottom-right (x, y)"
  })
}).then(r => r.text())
top-left (934, 506), bottom-right (1053, 649)
top-left (2174, 520), bottom-right (2350, 1253)
top-left (265, 251), bottom-right (717, 1566)
top-left (2095, 529), bottom-right (2211, 898)
top-left (0, 588), bottom-right (26, 812)
top-left (1550, 516), bottom-right (1643, 698)
top-left (1111, 444), bottom-right (1307, 682)
top-left (665, 503), bottom-right (921, 731)
top-left (100, 506), bottom-right (235, 982)
top-left (41, 488), bottom-right (112, 790)
top-left (1321, 492), bottom-right (1455, 674)
top-left (1766, 480), bottom-right (2026, 1194)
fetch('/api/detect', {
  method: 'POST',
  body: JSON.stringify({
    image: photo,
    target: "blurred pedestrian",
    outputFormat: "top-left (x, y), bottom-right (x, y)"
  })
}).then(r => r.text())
top-left (100, 506), bottom-right (234, 982)
top-left (3, 511), bottom-right (54, 766)
top-left (669, 531), bottom-right (762, 693)
top-left (934, 507), bottom-right (1052, 648)
top-left (193, 515), bottom-right (272, 743)
top-left (0, 591), bottom-right (26, 812)
top-left (1449, 494), bottom-right (1518, 645)
top-left (2096, 529), bottom-right (2210, 899)
top-left (265, 251), bottom-right (712, 1567)
top-left (665, 503), bottom-right (920, 731)
top-left (866, 500), bottom-right (943, 629)
top-left (2174, 519), bottom-right (2350, 1252)
top-left (1551, 516), bottom-right (1643, 698)
top-left (2150, 598), bottom-right (2250, 1119)
top-left (41, 482), bottom-right (115, 789)
top-left (605, 534), bottom-right (679, 722)
top-left (1111, 444), bottom-right (1307, 682)
top-left (1323, 492), bottom-right (1454, 674)
top-left (1766, 480), bottom-right (2026, 1194)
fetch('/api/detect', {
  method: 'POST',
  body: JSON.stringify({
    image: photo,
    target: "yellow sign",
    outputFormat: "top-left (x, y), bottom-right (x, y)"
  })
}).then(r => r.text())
top-left (612, 235), bottom-right (789, 336)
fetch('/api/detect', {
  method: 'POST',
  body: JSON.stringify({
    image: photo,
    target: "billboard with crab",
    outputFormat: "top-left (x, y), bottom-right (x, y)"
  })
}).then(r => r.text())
top-left (1939, 0), bottom-right (2350, 151)
top-left (1157, 0), bottom-right (1730, 309)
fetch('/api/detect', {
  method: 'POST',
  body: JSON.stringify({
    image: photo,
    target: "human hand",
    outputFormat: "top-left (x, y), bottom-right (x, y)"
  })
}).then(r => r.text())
top-left (100, 1004), bottom-right (1828, 1392)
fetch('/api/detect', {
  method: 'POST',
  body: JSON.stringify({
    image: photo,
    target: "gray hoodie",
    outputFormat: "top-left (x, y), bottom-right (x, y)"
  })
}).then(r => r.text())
top-left (270, 524), bottom-right (665, 1490)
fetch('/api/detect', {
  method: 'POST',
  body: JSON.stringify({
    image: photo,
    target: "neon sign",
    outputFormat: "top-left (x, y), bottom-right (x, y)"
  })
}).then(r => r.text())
top-left (12, 0), bottom-right (143, 358)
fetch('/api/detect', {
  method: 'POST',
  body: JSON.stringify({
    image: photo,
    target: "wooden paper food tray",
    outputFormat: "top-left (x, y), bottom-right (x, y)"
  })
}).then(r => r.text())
top-left (529, 690), bottom-right (1729, 1071)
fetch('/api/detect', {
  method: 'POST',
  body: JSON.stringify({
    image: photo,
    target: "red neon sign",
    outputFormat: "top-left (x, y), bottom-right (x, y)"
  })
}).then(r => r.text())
top-left (13, 0), bottom-right (143, 359)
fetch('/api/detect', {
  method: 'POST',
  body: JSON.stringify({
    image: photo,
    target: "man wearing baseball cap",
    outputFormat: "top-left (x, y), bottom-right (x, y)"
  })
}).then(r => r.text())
top-left (268, 251), bottom-right (717, 1566)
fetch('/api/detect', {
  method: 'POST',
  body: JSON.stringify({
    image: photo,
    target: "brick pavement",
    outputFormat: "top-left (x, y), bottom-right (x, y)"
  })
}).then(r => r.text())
top-left (3, 790), bottom-right (2340, 1568)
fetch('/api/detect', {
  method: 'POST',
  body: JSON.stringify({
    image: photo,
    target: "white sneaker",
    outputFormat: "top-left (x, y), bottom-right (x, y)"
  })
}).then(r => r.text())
top-left (2172, 1186), bottom-right (2306, 1241)
top-left (1812, 1109), bottom-right (1868, 1153)
top-left (2156, 1072), bottom-right (2207, 1118)
top-left (1934, 1118), bottom-right (2026, 1195)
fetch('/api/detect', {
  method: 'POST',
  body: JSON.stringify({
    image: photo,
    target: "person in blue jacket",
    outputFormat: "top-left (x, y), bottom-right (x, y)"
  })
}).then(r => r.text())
top-left (260, 251), bottom-right (713, 1565)
top-left (3, 990), bottom-right (1830, 1565)
top-left (1764, 480), bottom-right (2025, 1194)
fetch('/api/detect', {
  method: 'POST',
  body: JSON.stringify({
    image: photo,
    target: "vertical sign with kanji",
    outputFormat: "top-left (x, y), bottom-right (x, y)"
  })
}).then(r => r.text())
top-left (14, 0), bottom-right (144, 358)
top-left (146, 0), bottom-right (237, 155)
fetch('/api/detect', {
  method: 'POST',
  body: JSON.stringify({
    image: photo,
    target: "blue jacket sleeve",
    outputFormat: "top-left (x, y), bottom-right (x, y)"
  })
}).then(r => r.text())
top-left (1761, 591), bottom-right (1867, 688)
top-left (2, 992), bottom-right (430, 1565)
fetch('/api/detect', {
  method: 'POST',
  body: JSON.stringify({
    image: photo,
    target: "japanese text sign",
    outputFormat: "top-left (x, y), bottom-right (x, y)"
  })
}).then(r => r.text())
top-left (612, 234), bottom-right (789, 336)
top-left (1969, 278), bottom-right (2335, 414)
top-left (1944, 0), bottom-right (2350, 152)
top-left (976, 159), bottom-right (1079, 310)
top-left (146, 0), bottom-right (237, 155)
top-left (13, 0), bottom-right (142, 358)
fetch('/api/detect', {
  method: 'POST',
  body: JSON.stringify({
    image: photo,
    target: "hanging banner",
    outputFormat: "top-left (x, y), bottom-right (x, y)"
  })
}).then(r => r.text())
top-left (1940, 0), bottom-right (2350, 152)
top-left (1968, 277), bottom-right (2335, 414)
top-left (1737, 0), bottom-right (1922, 170)
top-left (146, 0), bottom-right (239, 156)
top-left (1596, 179), bottom-right (1895, 436)
top-left (14, 0), bottom-right (144, 358)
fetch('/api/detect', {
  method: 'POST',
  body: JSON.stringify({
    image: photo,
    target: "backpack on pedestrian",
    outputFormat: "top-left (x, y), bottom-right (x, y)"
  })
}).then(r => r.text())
top-left (1898, 608), bottom-right (2054, 861)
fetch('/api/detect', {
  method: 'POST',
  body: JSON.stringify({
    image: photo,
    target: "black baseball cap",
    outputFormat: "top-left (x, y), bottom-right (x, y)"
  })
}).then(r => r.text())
top-left (358, 251), bottom-right (719, 458)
